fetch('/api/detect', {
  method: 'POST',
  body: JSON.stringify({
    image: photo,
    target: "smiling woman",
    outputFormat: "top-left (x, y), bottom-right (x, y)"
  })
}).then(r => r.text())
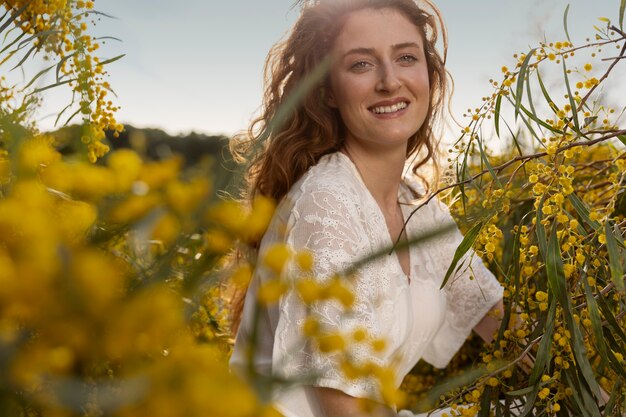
top-left (327, 8), bottom-right (431, 159)
top-left (229, 1), bottom-right (504, 416)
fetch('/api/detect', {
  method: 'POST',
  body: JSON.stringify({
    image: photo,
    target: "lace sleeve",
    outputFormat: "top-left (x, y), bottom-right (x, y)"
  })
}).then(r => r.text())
top-left (421, 199), bottom-right (504, 369)
top-left (271, 180), bottom-right (386, 400)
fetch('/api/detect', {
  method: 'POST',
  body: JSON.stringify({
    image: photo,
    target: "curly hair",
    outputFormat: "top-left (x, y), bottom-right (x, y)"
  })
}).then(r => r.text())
top-left (231, 0), bottom-right (449, 204)
top-left (229, 0), bottom-right (450, 334)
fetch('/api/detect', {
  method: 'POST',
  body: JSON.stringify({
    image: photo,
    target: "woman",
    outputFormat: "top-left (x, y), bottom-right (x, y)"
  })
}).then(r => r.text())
top-left (229, 1), bottom-right (504, 416)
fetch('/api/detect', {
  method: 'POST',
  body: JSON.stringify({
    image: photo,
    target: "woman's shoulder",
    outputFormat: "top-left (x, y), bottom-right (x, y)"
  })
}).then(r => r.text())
top-left (287, 152), bottom-right (363, 201)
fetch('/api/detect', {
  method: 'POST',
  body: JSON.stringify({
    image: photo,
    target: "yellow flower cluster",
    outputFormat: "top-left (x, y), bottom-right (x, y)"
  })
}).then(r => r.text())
top-left (1, 0), bottom-right (122, 161)
top-left (0, 131), bottom-right (290, 415)
top-left (431, 18), bottom-right (626, 415)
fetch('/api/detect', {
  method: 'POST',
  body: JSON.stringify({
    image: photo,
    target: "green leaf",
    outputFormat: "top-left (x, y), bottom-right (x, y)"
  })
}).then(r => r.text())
top-left (605, 221), bottom-right (625, 291)
top-left (0, 29), bottom-right (26, 55)
top-left (98, 54), bottom-right (125, 66)
top-left (10, 42), bottom-right (39, 71)
top-left (494, 93), bottom-right (502, 138)
top-left (562, 59), bottom-right (580, 132)
top-left (535, 195), bottom-right (548, 258)
top-left (582, 273), bottom-right (610, 363)
top-left (620, 0), bottom-right (626, 30)
top-left (602, 378), bottom-right (623, 417)
top-left (525, 69), bottom-right (543, 136)
top-left (536, 70), bottom-right (556, 113)
top-left (546, 226), bottom-right (602, 404)
top-left (513, 298), bottom-right (555, 417)
top-left (618, 134), bottom-right (626, 147)
top-left (563, 4), bottom-right (572, 43)
top-left (515, 48), bottom-right (536, 121)
top-left (529, 297), bottom-right (557, 383)
top-left (255, 54), bottom-right (331, 149)
top-left (477, 138), bottom-right (502, 188)
top-left (596, 292), bottom-right (626, 344)
top-left (517, 100), bottom-right (563, 134)
top-left (23, 61), bottom-right (57, 90)
top-left (346, 221), bottom-right (457, 277)
top-left (568, 193), bottom-right (601, 231)
top-left (0, 0), bottom-right (34, 35)
top-left (440, 221), bottom-right (483, 289)
top-left (29, 79), bottom-right (73, 95)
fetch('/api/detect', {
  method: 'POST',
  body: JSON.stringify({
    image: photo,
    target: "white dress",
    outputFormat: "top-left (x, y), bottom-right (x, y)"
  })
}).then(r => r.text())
top-left (230, 152), bottom-right (503, 417)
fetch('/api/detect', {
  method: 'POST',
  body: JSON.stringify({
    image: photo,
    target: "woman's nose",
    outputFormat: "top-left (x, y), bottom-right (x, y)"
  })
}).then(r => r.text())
top-left (376, 62), bottom-right (401, 92)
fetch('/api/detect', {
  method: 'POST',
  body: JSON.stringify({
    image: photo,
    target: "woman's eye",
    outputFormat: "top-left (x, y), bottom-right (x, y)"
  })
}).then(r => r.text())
top-left (398, 55), bottom-right (417, 64)
top-left (350, 61), bottom-right (370, 70)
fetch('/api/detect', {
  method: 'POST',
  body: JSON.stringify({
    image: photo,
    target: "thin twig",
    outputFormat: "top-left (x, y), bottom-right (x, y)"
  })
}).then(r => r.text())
top-left (578, 33), bottom-right (626, 111)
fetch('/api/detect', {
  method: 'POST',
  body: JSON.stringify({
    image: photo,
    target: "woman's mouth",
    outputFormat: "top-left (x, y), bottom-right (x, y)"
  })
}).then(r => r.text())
top-left (369, 101), bottom-right (409, 115)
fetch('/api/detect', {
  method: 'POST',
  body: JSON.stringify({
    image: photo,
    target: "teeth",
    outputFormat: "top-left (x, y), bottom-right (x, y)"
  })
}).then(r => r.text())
top-left (371, 101), bottom-right (408, 114)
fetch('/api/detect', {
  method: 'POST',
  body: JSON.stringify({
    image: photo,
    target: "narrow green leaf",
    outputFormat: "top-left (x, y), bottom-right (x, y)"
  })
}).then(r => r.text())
top-left (525, 70), bottom-right (543, 136)
top-left (478, 386), bottom-right (492, 417)
top-left (98, 54), bottom-right (125, 66)
top-left (547, 226), bottom-right (602, 402)
top-left (618, 134), bottom-right (626, 147)
top-left (63, 105), bottom-right (84, 127)
top-left (546, 226), bottom-right (567, 303)
top-left (477, 138), bottom-right (502, 187)
top-left (347, 222), bottom-right (457, 276)
top-left (568, 193), bottom-right (601, 231)
top-left (494, 93), bottom-right (502, 138)
top-left (255, 55), bottom-right (331, 149)
top-left (93, 36), bottom-right (123, 43)
top-left (440, 221), bottom-right (483, 289)
top-left (596, 292), bottom-right (626, 344)
top-left (605, 221), bottom-right (625, 291)
top-left (620, 0), bottom-right (626, 30)
top-left (529, 297), bottom-right (557, 384)
top-left (515, 48), bottom-right (536, 121)
top-left (582, 274), bottom-right (610, 363)
top-left (506, 385), bottom-right (536, 397)
top-left (16, 28), bottom-right (60, 50)
top-left (23, 62), bottom-right (56, 90)
top-left (56, 52), bottom-right (77, 82)
top-left (29, 79), bottom-right (73, 95)
top-left (602, 378), bottom-right (623, 417)
top-left (563, 369), bottom-right (592, 416)
top-left (502, 120), bottom-right (524, 157)
top-left (536, 70), bottom-right (557, 113)
top-left (518, 100), bottom-right (563, 134)
top-left (0, 0), bottom-right (34, 35)
top-left (0, 29), bottom-right (26, 55)
top-left (535, 195), bottom-right (548, 258)
top-left (563, 4), bottom-right (572, 43)
top-left (54, 101), bottom-right (75, 127)
top-left (562, 59), bottom-right (580, 132)
top-left (10, 42), bottom-right (38, 71)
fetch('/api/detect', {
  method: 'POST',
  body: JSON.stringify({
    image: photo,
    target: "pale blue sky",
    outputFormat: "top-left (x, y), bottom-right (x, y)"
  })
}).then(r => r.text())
top-left (30, 0), bottom-right (624, 139)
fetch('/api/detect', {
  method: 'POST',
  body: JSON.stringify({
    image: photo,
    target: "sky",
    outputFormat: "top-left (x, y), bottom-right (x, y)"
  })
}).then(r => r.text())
top-left (22, 0), bottom-right (626, 140)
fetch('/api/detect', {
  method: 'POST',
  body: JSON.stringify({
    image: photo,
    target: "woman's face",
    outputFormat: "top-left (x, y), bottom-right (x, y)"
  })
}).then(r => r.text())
top-left (327, 7), bottom-right (430, 153)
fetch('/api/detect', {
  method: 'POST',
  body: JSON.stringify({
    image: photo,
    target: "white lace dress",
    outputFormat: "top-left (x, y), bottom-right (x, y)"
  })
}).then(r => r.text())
top-left (230, 152), bottom-right (503, 417)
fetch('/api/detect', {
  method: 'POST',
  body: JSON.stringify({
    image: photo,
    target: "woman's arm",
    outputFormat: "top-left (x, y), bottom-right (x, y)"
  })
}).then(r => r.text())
top-left (312, 387), bottom-right (397, 417)
top-left (473, 298), bottom-right (504, 344)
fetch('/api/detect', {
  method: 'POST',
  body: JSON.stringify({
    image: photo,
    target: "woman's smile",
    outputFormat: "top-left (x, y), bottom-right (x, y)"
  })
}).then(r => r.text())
top-left (327, 7), bottom-right (430, 152)
top-left (368, 98), bottom-right (410, 117)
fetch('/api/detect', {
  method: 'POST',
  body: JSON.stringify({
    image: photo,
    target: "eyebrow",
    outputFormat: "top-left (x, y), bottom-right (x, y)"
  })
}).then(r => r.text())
top-left (343, 42), bottom-right (421, 58)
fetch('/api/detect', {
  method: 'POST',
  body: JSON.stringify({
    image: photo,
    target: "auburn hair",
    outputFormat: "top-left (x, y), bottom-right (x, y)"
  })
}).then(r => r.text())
top-left (229, 0), bottom-right (450, 334)
top-left (232, 0), bottom-right (449, 202)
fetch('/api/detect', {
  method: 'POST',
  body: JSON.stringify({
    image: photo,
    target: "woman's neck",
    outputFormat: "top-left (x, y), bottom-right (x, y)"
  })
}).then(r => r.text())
top-left (341, 143), bottom-right (406, 214)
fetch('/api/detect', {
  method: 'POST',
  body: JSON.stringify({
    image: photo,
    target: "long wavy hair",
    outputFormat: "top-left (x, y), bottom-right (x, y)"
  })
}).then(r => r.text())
top-left (229, 0), bottom-right (450, 334)
top-left (232, 0), bottom-right (449, 202)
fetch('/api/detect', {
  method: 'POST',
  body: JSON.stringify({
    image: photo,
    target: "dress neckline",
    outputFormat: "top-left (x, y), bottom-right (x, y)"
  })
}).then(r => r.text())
top-left (333, 152), bottom-right (414, 285)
